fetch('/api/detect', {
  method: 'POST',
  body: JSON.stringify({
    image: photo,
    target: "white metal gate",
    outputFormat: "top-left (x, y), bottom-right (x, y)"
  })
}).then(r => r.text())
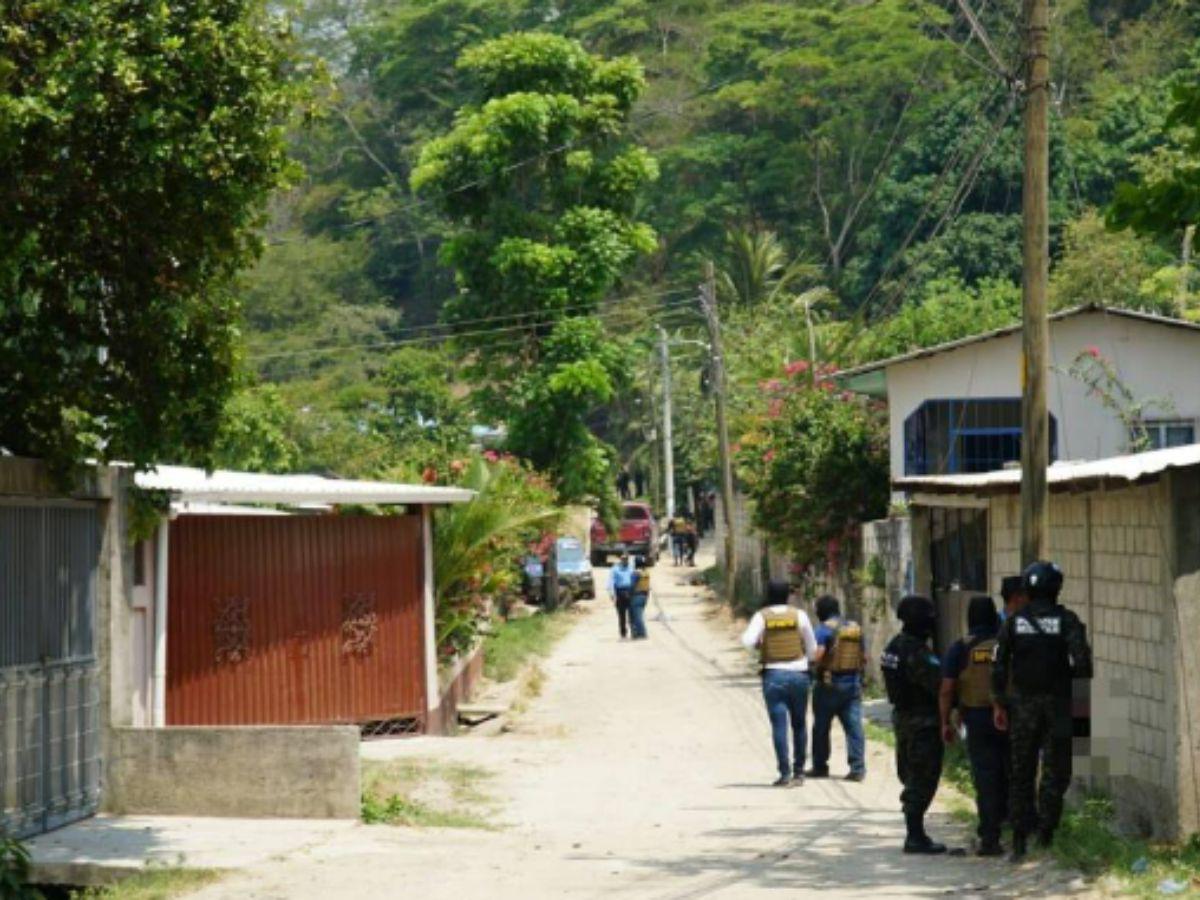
top-left (0, 504), bottom-right (102, 838)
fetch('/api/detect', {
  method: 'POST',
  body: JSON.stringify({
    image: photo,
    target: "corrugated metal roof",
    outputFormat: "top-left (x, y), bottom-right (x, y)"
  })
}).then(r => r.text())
top-left (135, 465), bottom-right (474, 506)
top-left (894, 443), bottom-right (1200, 495)
top-left (836, 305), bottom-right (1200, 380)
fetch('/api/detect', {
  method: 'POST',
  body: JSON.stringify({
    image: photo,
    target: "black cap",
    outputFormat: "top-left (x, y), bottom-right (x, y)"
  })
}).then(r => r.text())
top-left (967, 595), bottom-right (999, 631)
top-left (1000, 575), bottom-right (1024, 601)
top-left (1022, 560), bottom-right (1064, 601)
top-left (815, 595), bottom-right (840, 622)
top-left (766, 579), bottom-right (791, 607)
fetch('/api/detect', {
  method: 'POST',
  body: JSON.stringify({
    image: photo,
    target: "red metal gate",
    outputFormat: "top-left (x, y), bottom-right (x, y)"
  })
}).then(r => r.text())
top-left (167, 515), bottom-right (426, 726)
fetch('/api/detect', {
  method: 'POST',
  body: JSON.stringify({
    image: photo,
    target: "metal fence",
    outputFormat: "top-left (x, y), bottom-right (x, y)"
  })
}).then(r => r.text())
top-left (0, 504), bottom-right (102, 838)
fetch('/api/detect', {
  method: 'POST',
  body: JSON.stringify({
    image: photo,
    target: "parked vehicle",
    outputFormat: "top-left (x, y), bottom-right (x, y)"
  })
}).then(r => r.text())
top-left (590, 502), bottom-right (659, 567)
top-left (554, 537), bottom-right (595, 600)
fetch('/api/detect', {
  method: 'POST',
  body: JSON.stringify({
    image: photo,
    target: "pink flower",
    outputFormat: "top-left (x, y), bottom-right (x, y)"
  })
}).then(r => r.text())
top-left (483, 450), bottom-right (499, 462)
top-left (762, 449), bottom-right (776, 463)
top-left (1084, 345), bottom-right (1101, 359)
top-left (767, 398), bottom-right (784, 419)
top-left (784, 360), bottom-right (810, 377)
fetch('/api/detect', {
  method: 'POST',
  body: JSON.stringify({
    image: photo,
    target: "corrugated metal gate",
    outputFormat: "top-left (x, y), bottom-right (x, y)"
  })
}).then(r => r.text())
top-left (0, 504), bottom-right (103, 838)
top-left (167, 515), bottom-right (427, 726)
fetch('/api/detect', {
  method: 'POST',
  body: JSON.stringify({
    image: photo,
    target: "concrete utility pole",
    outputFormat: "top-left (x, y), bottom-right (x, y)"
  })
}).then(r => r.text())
top-left (657, 325), bottom-right (675, 520)
top-left (701, 262), bottom-right (737, 602)
top-left (1019, 0), bottom-right (1051, 565)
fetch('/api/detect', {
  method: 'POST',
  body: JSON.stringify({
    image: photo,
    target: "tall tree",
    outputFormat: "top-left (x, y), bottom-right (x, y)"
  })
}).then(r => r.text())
top-left (411, 32), bottom-right (657, 504)
top-left (0, 0), bottom-right (296, 473)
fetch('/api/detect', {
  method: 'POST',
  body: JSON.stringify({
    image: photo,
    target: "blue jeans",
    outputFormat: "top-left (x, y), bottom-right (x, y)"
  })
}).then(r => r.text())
top-left (761, 669), bottom-right (811, 777)
top-left (811, 677), bottom-right (866, 775)
top-left (629, 593), bottom-right (648, 638)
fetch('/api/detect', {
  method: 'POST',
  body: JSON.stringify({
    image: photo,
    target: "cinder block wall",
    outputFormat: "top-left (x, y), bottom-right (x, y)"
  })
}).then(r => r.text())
top-left (990, 485), bottom-right (1178, 837)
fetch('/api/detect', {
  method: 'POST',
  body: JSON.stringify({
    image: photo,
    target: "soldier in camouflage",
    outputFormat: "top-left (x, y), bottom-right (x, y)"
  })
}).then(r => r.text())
top-left (881, 595), bottom-right (947, 854)
top-left (992, 560), bottom-right (1093, 861)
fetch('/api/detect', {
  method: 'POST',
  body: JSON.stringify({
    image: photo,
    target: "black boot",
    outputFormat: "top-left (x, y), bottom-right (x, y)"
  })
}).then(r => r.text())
top-left (977, 839), bottom-right (1004, 857)
top-left (1009, 831), bottom-right (1028, 862)
top-left (903, 812), bottom-right (947, 854)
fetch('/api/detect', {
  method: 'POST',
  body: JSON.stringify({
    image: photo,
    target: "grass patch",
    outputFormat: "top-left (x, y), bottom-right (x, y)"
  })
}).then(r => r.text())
top-left (1050, 794), bottom-right (1200, 897)
top-left (483, 611), bottom-right (575, 682)
top-left (70, 869), bottom-right (221, 899)
top-left (361, 758), bottom-right (497, 830)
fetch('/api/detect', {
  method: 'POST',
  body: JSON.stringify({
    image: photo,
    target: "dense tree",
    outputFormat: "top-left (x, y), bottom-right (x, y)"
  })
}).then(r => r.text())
top-left (0, 0), bottom-right (296, 473)
top-left (411, 32), bottom-right (657, 504)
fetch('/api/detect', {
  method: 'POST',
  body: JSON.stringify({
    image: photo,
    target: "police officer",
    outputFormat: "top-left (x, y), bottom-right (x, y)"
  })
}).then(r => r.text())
top-left (992, 560), bottom-right (1093, 861)
top-left (808, 595), bottom-right (866, 781)
top-left (741, 580), bottom-right (818, 786)
top-left (882, 595), bottom-right (946, 854)
top-left (939, 595), bottom-right (1008, 856)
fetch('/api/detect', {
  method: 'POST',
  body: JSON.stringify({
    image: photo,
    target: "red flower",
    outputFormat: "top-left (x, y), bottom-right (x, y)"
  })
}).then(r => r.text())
top-left (421, 466), bottom-right (438, 484)
top-left (763, 449), bottom-right (776, 463)
top-left (483, 450), bottom-right (499, 462)
top-left (784, 360), bottom-right (810, 377)
top-left (1084, 345), bottom-right (1101, 359)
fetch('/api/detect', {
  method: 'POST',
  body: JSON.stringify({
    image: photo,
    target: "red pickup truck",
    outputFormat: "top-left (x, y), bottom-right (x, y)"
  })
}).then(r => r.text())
top-left (590, 502), bottom-right (660, 567)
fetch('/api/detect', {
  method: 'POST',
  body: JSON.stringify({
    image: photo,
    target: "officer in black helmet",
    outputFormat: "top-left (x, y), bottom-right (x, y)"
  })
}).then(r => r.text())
top-left (992, 560), bottom-right (1093, 861)
top-left (881, 595), bottom-right (946, 854)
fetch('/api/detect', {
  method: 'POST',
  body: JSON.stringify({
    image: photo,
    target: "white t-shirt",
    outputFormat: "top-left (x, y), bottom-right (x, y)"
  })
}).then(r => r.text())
top-left (741, 605), bottom-right (819, 672)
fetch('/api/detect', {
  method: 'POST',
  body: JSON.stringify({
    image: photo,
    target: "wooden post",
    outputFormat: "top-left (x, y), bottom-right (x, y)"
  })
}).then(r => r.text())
top-left (1020, 0), bottom-right (1051, 566)
top-left (702, 261), bottom-right (738, 602)
top-left (657, 325), bottom-right (675, 520)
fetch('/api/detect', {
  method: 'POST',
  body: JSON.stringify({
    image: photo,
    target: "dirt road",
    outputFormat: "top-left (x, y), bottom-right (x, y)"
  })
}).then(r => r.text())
top-left (191, 546), bottom-right (1093, 899)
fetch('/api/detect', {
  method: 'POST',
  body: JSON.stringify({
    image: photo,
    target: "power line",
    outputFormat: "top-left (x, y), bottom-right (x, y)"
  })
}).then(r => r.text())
top-left (249, 295), bottom-right (702, 364)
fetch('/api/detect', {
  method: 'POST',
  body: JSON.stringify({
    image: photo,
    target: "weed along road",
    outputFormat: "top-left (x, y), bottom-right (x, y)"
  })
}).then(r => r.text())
top-left (191, 546), bottom-right (1092, 899)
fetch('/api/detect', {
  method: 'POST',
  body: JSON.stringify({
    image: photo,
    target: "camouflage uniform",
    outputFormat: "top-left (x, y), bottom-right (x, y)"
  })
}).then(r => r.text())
top-left (882, 631), bottom-right (944, 818)
top-left (992, 599), bottom-right (1093, 840)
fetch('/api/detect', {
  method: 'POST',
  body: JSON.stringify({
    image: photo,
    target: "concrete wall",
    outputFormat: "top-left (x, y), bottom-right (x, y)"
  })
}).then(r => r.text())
top-left (885, 312), bottom-right (1200, 480)
top-left (105, 726), bottom-right (361, 819)
top-left (985, 483), bottom-right (1179, 837)
top-left (1169, 469), bottom-right (1200, 837)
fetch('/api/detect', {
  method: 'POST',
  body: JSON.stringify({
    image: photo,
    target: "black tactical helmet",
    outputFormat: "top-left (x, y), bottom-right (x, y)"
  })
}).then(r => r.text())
top-left (1021, 560), bottom-right (1064, 601)
top-left (897, 594), bottom-right (935, 623)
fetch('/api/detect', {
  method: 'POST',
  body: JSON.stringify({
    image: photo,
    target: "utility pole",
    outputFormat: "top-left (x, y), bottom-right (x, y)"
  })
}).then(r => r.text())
top-left (1019, 0), bottom-right (1050, 565)
top-left (701, 261), bottom-right (737, 602)
top-left (657, 325), bottom-right (675, 520)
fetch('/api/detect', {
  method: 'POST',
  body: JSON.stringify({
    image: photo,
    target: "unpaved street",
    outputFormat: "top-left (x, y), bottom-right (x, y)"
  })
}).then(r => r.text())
top-left (192, 547), bottom-right (1093, 899)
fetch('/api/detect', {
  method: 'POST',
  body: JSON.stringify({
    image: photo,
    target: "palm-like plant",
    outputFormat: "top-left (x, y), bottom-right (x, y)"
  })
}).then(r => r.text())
top-left (433, 457), bottom-right (561, 658)
top-left (719, 227), bottom-right (820, 306)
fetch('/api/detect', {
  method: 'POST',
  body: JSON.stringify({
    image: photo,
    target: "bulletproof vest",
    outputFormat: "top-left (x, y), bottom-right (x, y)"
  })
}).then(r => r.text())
top-left (634, 571), bottom-right (651, 594)
top-left (957, 635), bottom-right (997, 709)
top-left (1010, 606), bottom-right (1071, 695)
top-left (881, 633), bottom-right (937, 713)
top-left (825, 618), bottom-right (864, 672)
top-left (761, 608), bottom-right (803, 664)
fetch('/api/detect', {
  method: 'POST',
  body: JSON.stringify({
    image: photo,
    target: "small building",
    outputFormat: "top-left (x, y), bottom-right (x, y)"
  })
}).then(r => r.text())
top-left (838, 305), bottom-right (1200, 481)
top-left (1, 459), bottom-right (472, 838)
top-left (897, 445), bottom-right (1200, 839)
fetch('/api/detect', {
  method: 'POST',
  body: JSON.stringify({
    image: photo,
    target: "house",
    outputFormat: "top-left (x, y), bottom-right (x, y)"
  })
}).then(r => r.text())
top-left (838, 305), bottom-right (1200, 482)
top-left (896, 445), bottom-right (1200, 840)
top-left (0, 459), bottom-right (471, 838)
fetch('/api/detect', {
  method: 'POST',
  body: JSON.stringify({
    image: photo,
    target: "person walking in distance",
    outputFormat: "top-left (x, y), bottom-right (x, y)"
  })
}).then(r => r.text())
top-left (741, 580), bottom-right (819, 786)
top-left (807, 595), bottom-right (867, 782)
top-left (608, 553), bottom-right (637, 640)
top-left (992, 560), bottom-right (1093, 861)
top-left (939, 595), bottom-right (1009, 856)
top-left (881, 595), bottom-right (947, 854)
top-left (629, 566), bottom-right (651, 640)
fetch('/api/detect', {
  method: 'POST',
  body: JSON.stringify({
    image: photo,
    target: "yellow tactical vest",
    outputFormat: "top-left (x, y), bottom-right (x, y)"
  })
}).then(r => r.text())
top-left (761, 608), bottom-right (803, 664)
top-left (957, 636), bottom-right (997, 708)
top-left (634, 571), bottom-right (651, 594)
top-left (826, 619), bottom-right (864, 672)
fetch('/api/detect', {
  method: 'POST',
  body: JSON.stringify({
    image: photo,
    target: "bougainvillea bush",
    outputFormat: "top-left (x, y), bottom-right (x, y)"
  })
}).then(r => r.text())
top-left (736, 361), bottom-right (890, 571)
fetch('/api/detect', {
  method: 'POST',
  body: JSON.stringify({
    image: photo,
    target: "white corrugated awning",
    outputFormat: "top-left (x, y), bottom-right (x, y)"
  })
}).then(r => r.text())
top-left (894, 444), bottom-right (1200, 496)
top-left (134, 465), bottom-right (474, 506)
